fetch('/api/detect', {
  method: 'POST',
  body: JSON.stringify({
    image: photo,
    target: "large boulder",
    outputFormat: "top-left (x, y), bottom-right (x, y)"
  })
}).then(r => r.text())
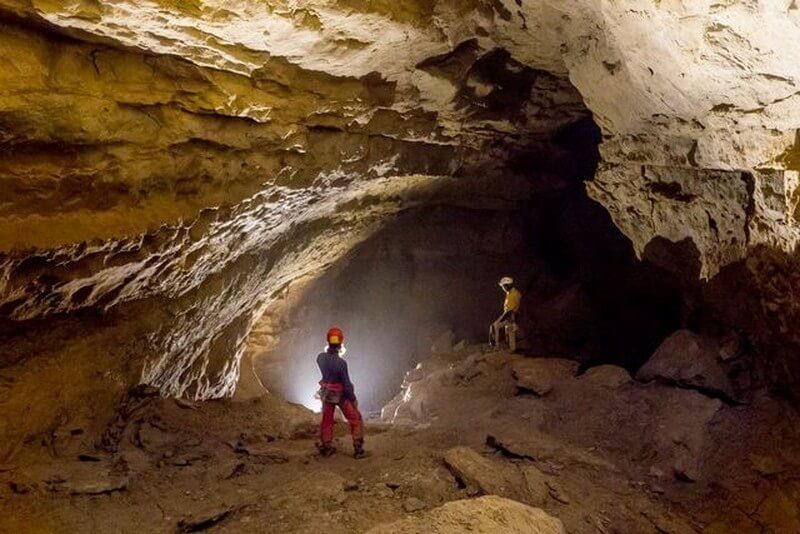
top-left (367, 495), bottom-right (565, 534)
top-left (651, 389), bottom-right (723, 482)
top-left (381, 362), bottom-right (446, 424)
top-left (442, 446), bottom-right (526, 501)
top-left (486, 432), bottom-right (619, 472)
top-left (511, 358), bottom-right (579, 396)
top-left (636, 330), bottom-right (734, 399)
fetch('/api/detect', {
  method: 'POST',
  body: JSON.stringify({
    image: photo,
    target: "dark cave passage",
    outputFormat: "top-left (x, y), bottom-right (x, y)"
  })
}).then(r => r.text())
top-left (245, 117), bottom-right (684, 411)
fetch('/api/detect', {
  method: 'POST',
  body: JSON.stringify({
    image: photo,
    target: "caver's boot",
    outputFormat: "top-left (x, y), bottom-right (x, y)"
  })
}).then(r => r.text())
top-left (318, 442), bottom-right (336, 457)
top-left (353, 439), bottom-right (365, 459)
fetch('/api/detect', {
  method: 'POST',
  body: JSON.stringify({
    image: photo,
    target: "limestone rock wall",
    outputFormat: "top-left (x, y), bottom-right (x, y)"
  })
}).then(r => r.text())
top-left (3, 2), bottom-right (798, 272)
top-left (2, 0), bottom-right (800, 454)
top-left (0, 1), bottom-right (591, 455)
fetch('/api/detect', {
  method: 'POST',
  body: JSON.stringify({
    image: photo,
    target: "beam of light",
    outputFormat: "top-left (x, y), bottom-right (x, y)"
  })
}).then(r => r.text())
top-left (300, 385), bottom-right (322, 413)
top-left (301, 396), bottom-right (321, 413)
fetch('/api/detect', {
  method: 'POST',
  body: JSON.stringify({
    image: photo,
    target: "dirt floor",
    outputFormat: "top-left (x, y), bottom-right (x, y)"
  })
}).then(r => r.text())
top-left (3, 345), bottom-right (800, 533)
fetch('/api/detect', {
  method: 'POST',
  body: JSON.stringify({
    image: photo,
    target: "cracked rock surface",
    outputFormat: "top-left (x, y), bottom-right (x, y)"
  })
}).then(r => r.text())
top-left (1, 0), bottom-right (800, 463)
top-left (4, 344), bottom-right (799, 533)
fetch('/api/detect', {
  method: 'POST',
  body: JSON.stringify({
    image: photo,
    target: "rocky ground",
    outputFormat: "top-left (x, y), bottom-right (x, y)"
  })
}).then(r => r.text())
top-left (3, 340), bottom-right (800, 533)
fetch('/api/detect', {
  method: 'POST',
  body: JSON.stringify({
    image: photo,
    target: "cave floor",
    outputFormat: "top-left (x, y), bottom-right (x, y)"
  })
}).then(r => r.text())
top-left (3, 347), bottom-right (800, 533)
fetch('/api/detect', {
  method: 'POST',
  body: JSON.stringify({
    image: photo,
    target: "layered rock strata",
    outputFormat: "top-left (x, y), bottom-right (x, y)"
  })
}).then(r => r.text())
top-left (1, 1), bottom-right (799, 454)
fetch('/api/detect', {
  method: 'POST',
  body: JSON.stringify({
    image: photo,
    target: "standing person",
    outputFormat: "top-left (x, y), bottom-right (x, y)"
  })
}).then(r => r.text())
top-left (316, 327), bottom-right (365, 459)
top-left (489, 276), bottom-right (522, 351)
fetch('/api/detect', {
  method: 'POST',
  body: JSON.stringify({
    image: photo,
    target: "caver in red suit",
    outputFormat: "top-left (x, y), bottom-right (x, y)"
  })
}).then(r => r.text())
top-left (316, 327), bottom-right (364, 459)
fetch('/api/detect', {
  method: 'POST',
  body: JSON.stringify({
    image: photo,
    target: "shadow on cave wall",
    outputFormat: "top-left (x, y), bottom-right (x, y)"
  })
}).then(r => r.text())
top-left (251, 117), bottom-right (686, 410)
top-left (690, 243), bottom-right (800, 398)
top-left (511, 117), bottom-right (684, 368)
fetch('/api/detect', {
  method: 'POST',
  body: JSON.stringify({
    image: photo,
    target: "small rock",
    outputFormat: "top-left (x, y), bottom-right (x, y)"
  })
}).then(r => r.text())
top-left (403, 497), bottom-right (425, 512)
top-left (719, 335), bottom-right (742, 362)
top-left (182, 437), bottom-right (203, 447)
top-left (520, 465), bottom-right (549, 504)
top-left (673, 463), bottom-right (697, 483)
top-left (546, 480), bottom-right (570, 504)
top-left (647, 466), bottom-right (666, 479)
top-left (511, 358), bottom-right (578, 396)
top-left (372, 482), bottom-right (394, 498)
top-left (430, 330), bottom-right (456, 354)
top-left (455, 360), bottom-right (484, 383)
top-left (120, 448), bottom-right (151, 473)
top-left (174, 398), bottom-right (198, 410)
top-left (178, 507), bottom-right (237, 533)
top-left (10, 479), bottom-right (37, 494)
top-left (536, 460), bottom-right (564, 475)
top-left (344, 480), bottom-right (359, 491)
top-left (62, 474), bottom-right (128, 495)
top-left (226, 462), bottom-right (247, 479)
top-left (236, 444), bottom-right (289, 463)
top-left (137, 423), bottom-right (177, 452)
top-left (749, 454), bottom-right (785, 476)
top-left (404, 365), bottom-right (424, 383)
top-left (640, 510), bottom-right (696, 533)
top-left (580, 365), bottom-right (631, 389)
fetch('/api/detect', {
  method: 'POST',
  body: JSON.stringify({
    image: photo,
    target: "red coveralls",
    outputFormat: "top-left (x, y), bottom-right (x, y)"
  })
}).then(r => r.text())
top-left (318, 382), bottom-right (364, 445)
top-left (317, 350), bottom-right (364, 447)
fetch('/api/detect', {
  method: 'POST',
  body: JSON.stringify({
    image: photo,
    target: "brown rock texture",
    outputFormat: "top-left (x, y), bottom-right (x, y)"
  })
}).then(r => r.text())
top-left (511, 357), bottom-right (579, 396)
top-left (637, 329), bottom-right (735, 400)
top-left (367, 495), bottom-right (566, 534)
top-left (1, 0), bottom-right (800, 457)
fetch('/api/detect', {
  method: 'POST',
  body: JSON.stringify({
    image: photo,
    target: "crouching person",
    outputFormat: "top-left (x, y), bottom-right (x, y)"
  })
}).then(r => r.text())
top-left (317, 327), bottom-right (365, 459)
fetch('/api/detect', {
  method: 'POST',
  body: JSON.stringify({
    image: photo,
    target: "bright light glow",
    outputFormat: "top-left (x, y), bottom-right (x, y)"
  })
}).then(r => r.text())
top-left (301, 395), bottom-right (322, 413)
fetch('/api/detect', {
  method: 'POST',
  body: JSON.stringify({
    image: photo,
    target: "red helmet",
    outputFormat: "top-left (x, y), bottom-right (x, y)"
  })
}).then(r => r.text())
top-left (327, 327), bottom-right (344, 345)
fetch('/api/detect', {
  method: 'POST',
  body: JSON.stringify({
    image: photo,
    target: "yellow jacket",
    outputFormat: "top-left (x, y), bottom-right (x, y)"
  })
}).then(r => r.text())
top-left (504, 287), bottom-right (522, 313)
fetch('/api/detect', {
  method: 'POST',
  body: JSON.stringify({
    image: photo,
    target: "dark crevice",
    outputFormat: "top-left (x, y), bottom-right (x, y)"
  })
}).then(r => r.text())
top-left (485, 435), bottom-right (535, 460)
top-left (649, 181), bottom-right (697, 202)
top-left (637, 376), bottom-right (739, 406)
top-left (177, 508), bottom-right (238, 533)
top-left (740, 172), bottom-right (756, 245)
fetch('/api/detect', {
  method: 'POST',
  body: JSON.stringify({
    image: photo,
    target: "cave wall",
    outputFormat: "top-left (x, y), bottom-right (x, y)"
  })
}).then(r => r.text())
top-left (1, 0), bottom-right (800, 455)
top-left (0, 1), bottom-right (591, 455)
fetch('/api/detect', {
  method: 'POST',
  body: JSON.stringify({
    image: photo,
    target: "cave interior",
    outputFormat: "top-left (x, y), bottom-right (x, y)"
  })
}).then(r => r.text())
top-left (2, 2), bottom-right (800, 532)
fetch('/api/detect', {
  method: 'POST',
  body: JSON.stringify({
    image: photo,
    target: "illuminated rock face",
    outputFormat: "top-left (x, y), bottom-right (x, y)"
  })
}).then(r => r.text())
top-left (0, 1), bottom-right (799, 451)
